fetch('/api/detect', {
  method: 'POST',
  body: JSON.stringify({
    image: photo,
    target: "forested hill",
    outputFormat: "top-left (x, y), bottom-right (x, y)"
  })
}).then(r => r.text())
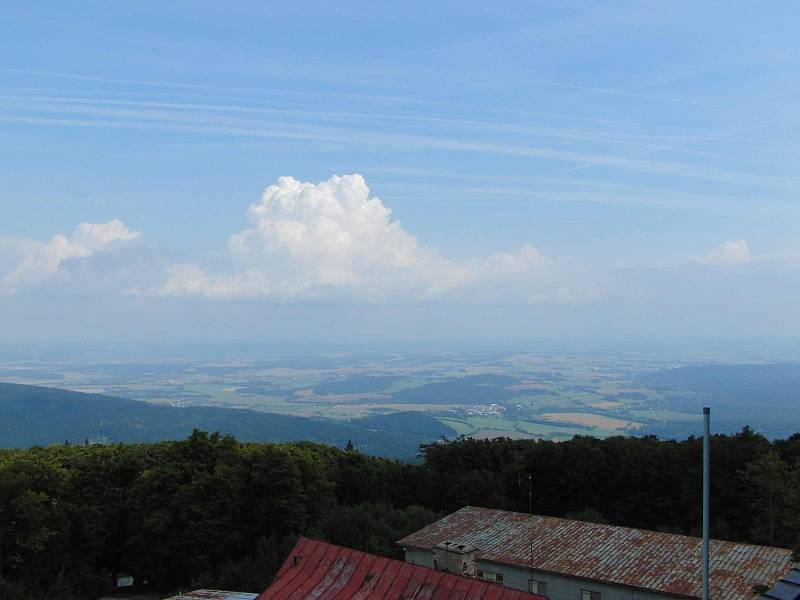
top-left (643, 363), bottom-right (800, 393)
top-left (640, 363), bottom-right (800, 438)
top-left (0, 382), bottom-right (454, 457)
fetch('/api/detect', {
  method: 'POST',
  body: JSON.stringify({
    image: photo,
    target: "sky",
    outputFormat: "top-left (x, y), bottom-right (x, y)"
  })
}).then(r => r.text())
top-left (1, 1), bottom-right (799, 345)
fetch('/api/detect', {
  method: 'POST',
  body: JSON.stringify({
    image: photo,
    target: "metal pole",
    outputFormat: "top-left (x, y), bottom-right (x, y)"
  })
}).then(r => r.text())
top-left (530, 538), bottom-right (534, 592)
top-left (703, 407), bottom-right (711, 600)
top-left (529, 474), bottom-right (534, 594)
top-left (528, 474), bottom-right (532, 514)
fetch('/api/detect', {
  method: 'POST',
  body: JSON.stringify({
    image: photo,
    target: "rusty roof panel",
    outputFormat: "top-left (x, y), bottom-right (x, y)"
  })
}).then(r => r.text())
top-left (257, 537), bottom-right (547, 600)
top-left (397, 507), bottom-right (796, 600)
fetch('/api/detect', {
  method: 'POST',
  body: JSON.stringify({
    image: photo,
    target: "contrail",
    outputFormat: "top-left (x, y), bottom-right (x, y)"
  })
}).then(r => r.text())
top-left (2, 68), bottom-right (723, 126)
top-left (526, 78), bottom-right (723, 109)
top-left (559, 118), bottom-right (766, 174)
top-left (0, 67), bottom-right (510, 112)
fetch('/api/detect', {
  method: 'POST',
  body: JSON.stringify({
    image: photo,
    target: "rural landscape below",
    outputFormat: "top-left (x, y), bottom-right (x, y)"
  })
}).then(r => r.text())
top-left (3, 344), bottom-right (800, 457)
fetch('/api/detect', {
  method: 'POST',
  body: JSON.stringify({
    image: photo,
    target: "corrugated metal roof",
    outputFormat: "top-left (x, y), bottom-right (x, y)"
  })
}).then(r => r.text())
top-left (163, 590), bottom-right (259, 600)
top-left (760, 568), bottom-right (800, 600)
top-left (257, 537), bottom-right (548, 600)
top-left (397, 506), bottom-right (796, 600)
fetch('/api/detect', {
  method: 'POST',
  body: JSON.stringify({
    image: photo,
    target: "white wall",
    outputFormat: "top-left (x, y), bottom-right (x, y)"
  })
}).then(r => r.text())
top-left (404, 547), bottom-right (435, 569)
top-left (402, 548), bottom-right (682, 600)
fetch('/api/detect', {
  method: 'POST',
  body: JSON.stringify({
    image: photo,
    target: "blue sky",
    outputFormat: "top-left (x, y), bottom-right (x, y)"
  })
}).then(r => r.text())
top-left (1, 1), bottom-right (799, 344)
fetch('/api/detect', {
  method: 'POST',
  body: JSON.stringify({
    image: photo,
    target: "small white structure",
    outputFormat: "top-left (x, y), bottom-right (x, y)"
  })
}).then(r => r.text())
top-left (116, 574), bottom-right (134, 588)
top-left (433, 540), bottom-right (479, 577)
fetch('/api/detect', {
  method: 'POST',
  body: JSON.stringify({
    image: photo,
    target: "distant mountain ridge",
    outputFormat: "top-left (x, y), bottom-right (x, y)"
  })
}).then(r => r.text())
top-left (639, 362), bottom-right (800, 439)
top-left (642, 362), bottom-right (800, 390)
top-left (0, 382), bottom-right (455, 457)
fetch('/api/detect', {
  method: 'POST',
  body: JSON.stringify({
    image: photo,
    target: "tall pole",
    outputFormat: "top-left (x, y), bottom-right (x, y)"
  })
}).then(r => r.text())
top-left (528, 474), bottom-right (534, 594)
top-left (528, 474), bottom-right (532, 514)
top-left (703, 407), bottom-right (711, 600)
top-left (530, 538), bottom-right (534, 592)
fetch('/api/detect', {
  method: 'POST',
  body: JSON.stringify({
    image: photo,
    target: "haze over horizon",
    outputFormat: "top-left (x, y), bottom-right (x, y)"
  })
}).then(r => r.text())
top-left (2, 2), bottom-right (799, 344)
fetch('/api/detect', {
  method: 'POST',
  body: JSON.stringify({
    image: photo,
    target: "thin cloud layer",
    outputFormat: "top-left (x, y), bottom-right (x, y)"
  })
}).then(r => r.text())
top-left (154, 174), bottom-right (556, 301)
top-left (0, 219), bottom-right (140, 294)
top-left (694, 239), bottom-right (751, 266)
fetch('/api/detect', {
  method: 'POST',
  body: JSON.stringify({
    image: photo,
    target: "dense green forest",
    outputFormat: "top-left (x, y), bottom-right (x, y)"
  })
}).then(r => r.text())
top-left (1, 429), bottom-right (799, 599)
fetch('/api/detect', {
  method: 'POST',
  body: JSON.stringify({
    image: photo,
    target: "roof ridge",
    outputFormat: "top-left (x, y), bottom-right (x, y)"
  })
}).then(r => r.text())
top-left (455, 506), bottom-right (793, 551)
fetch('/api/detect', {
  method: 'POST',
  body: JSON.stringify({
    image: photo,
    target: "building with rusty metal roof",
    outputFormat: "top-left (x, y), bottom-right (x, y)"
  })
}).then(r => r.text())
top-left (256, 536), bottom-right (547, 600)
top-left (398, 506), bottom-right (796, 600)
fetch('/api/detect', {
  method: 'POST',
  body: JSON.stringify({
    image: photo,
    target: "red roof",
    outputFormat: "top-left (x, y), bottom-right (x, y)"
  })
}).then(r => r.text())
top-left (257, 537), bottom-right (547, 600)
top-left (398, 507), bottom-right (796, 600)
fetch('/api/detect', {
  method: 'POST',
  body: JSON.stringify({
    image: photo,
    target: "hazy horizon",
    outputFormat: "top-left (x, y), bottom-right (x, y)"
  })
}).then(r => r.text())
top-left (3, 337), bottom-right (800, 364)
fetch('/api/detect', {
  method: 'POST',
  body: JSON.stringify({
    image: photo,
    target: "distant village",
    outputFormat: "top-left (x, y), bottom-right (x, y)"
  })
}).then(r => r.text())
top-left (459, 403), bottom-right (505, 417)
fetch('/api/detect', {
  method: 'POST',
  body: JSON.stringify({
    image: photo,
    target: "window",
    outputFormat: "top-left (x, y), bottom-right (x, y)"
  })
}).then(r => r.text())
top-left (529, 579), bottom-right (548, 596)
top-left (581, 590), bottom-right (601, 600)
top-left (480, 571), bottom-right (504, 584)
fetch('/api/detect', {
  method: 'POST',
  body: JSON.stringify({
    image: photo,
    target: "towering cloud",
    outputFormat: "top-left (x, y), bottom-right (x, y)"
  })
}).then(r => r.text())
top-left (0, 176), bottom-right (595, 304)
top-left (0, 219), bottom-right (140, 293)
top-left (155, 174), bottom-right (554, 301)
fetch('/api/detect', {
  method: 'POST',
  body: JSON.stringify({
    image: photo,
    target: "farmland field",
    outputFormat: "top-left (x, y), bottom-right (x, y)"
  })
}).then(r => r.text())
top-left (537, 412), bottom-right (644, 430)
top-left (2, 347), bottom-right (799, 441)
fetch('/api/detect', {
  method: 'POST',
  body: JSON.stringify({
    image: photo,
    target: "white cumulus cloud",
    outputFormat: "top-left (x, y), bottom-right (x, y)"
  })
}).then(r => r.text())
top-left (153, 174), bottom-right (558, 301)
top-left (694, 239), bottom-right (751, 266)
top-left (0, 219), bottom-right (140, 293)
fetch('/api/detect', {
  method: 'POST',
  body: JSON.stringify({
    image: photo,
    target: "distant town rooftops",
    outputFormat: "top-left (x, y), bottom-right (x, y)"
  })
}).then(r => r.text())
top-left (163, 590), bottom-right (258, 600)
top-left (759, 568), bottom-right (800, 600)
top-left (257, 536), bottom-right (546, 600)
top-left (397, 506), bottom-right (796, 600)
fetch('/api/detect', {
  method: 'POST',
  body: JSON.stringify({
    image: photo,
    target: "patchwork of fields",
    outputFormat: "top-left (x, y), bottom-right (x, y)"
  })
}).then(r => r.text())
top-left (0, 351), bottom-right (726, 441)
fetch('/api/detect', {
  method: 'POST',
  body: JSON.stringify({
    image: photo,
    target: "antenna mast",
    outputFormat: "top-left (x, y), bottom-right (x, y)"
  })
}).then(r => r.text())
top-left (528, 473), bottom-right (532, 514)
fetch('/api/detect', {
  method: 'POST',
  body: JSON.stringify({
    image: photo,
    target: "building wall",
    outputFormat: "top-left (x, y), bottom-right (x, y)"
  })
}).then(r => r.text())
top-left (477, 560), bottom-right (681, 600)
top-left (405, 547), bottom-right (435, 569)
top-left (402, 548), bottom-right (683, 600)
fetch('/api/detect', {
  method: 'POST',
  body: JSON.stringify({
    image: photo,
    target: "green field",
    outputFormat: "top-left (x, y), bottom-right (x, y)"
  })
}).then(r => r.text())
top-left (437, 415), bottom-right (617, 441)
top-left (630, 409), bottom-right (701, 422)
top-left (438, 418), bottom-right (475, 436)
